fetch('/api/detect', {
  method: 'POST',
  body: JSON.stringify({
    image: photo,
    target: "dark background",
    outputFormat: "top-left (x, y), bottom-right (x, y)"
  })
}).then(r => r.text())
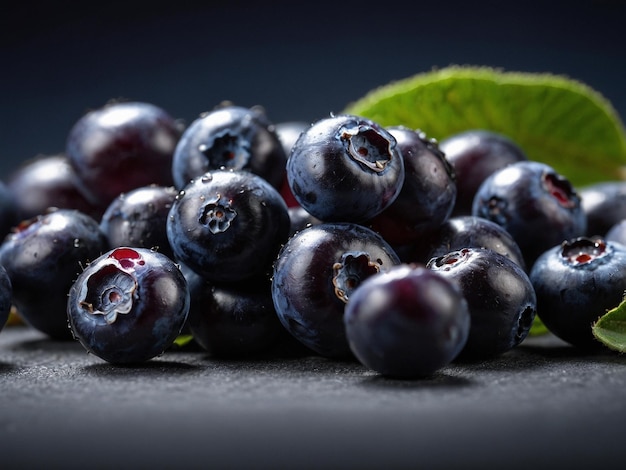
top-left (1, 0), bottom-right (625, 179)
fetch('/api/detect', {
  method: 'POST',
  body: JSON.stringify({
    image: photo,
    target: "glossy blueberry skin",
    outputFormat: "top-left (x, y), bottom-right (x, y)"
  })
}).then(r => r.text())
top-left (167, 169), bottom-right (290, 282)
top-left (186, 270), bottom-right (285, 357)
top-left (439, 129), bottom-right (528, 216)
top-left (275, 121), bottom-right (309, 208)
top-left (67, 247), bottom-right (190, 364)
top-left (0, 209), bottom-right (109, 339)
top-left (7, 153), bottom-right (104, 221)
top-left (66, 101), bottom-right (181, 207)
top-left (529, 237), bottom-right (626, 349)
top-left (367, 126), bottom-right (457, 245)
top-left (344, 264), bottom-right (470, 378)
top-left (579, 181), bottom-right (626, 237)
top-left (287, 114), bottom-right (405, 223)
top-left (606, 219), bottom-right (626, 245)
top-left (472, 161), bottom-right (587, 268)
top-left (100, 184), bottom-right (178, 260)
top-left (287, 205), bottom-right (322, 237)
top-left (171, 104), bottom-right (287, 191)
top-left (414, 215), bottom-right (526, 271)
top-left (275, 121), bottom-right (309, 156)
top-left (0, 264), bottom-right (13, 333)
top-left (271, 222), bottom-right (401, 358)
top-left (428, 247), bottom-right (536, 360)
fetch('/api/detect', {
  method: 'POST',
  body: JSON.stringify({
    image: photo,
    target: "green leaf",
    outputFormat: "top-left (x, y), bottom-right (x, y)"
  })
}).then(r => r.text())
top-left (172, 334), bottom-right (195, 349)
top-left (592, 296), bottom-right (626, 352)
top-left (344, 66), bottom-right (626, 186)
top-left (529, 315), bottom-right (549, 337)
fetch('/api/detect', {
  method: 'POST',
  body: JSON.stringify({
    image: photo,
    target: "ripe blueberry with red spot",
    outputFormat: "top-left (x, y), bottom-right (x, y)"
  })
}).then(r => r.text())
top-left (67, 246), bottom-right (190, 363)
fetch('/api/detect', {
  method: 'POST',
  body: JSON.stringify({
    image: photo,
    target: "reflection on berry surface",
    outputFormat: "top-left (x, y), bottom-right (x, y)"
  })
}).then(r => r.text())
top-left (366, 126), bottom-right (456, 245)
top-left (440, 129), bottom-right (528, 216)
top-left (66, 101), bottom-right (181, 207)
top-left (67, 247), bottom-right (190, 363)
top-left (7, 154), bottom-right (104, 221)
top-left (344, 264), bottom-right (470, 378)
top-left (0, 209), bottom-right (109, 339)
top-left (271, 222), bottom-right (401, 358)
top-left (530, 237), bottom-right (626, 349)
top-left (428, 247), bottom-right (536, 359)
top-left (100, 184), bottom-right (178, 260)
top-left (472, 161), bottom-right (586, 268)
top-left (171, 104), bottom-right (287, 191)
top-left (167, 169), bottom-right (290, 282)
top-left (287, 114), bottom-right (405, 223)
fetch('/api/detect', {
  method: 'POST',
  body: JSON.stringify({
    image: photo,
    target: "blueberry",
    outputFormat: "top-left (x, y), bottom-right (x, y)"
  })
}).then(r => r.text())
top-left (287, 114), bottom-right (405, 223)
top-left (0, 209), bottom-right (109, 339)
top-left (366, 126), bottom-right (456, 245)
top-left (344, 263), bottom-right (470, 378)
top-left (606, 219), bottom-right (626, 246)
top-left (472, 160), bottom-right (587, 268)
top-left (579, 181), bottom-right (626, 237)
top-left (7, 153), bottom-right (104, 222)
top-left (427, 247), bottom-right (536, 359)
top-left (67, 247), bottom-right (190, 363)
top-left (186, 270), bottom-right (285, 357)
top-left (167, 169), bottom-right (290, 282)
top-left (100, 184), bottom-right (178, 260)
top-left (412, 215), bottom-right (526, 271)
top-left (275, 121), bottom-right (309, 157)
top-left (171, 103), bottom-right (287, 191)
top-left (287, 205), bottom-right (322, 237)
top-left (529, 236), bottom-right (626, 349)
top-left (275, 121), bottom-right (309, 208)
top-left (439, 129), bottom-right (528, 216)
top-left (66, 100), bottom-right (181, 208)
top-left (271, 222), bottom-right (401, 358)
top-left (0, 264), bottom-right (12, 333)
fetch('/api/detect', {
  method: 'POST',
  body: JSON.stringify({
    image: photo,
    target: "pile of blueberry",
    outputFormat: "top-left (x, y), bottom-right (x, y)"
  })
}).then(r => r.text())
top-left (1, 99), bottom-right (626, 376)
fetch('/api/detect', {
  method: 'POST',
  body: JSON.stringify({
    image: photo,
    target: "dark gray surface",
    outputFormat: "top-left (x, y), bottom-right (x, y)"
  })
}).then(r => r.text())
top-left (1, 324), bottom-right (626, 469)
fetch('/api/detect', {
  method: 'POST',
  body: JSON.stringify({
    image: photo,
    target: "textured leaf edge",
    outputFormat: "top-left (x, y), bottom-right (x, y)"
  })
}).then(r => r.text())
top-left (344, 65), bottom-right (626, 186)
top-left (592, 294), bottom-right (626, 353)
top-left (345, 65), bottom-right (626, 136)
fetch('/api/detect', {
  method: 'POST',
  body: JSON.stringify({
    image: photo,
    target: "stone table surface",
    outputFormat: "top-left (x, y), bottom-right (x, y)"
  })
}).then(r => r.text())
top-left (1, 324), bottom-right (625, 469)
